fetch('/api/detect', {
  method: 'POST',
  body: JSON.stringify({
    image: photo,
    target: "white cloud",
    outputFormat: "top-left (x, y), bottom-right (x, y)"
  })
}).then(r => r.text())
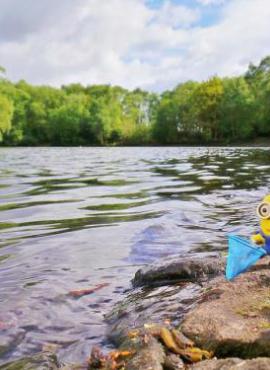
top-left (154, 1), bottom-right (200, 28)
top-left (186, 0), bottom-right (270, 79)
top-left (0, 0), bottom-right (269, 91)
top-left (196, 0), bottom-right (226, 5)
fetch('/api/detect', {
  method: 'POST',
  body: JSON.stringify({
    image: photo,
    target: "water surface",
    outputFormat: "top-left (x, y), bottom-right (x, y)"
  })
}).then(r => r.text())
top-left (0, 147), bottom-right (270, 364)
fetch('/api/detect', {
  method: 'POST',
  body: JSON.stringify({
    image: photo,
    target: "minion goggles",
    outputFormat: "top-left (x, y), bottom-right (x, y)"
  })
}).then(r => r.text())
top-left (257, 202), bottom-right (270, 219)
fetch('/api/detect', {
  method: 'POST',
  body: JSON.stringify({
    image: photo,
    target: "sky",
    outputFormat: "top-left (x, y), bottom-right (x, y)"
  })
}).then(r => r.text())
top-left (0, 0), bottom-right (269, 91)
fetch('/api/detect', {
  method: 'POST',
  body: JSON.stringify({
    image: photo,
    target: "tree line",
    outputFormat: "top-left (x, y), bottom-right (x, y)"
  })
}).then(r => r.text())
top-left (0, 56), bottom-right (270, 146)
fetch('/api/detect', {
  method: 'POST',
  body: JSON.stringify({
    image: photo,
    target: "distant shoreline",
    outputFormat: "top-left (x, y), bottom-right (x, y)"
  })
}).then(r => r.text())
top-left (1, 140), bottom-right (270, 149)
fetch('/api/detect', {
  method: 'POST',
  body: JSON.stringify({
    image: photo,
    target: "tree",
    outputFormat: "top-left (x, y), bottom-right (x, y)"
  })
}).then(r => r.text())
top-left (245, 56), bottom-right (270, 84)
top-left (0, 66), bottom-right (6, 78)
top-left (173, 81), bottom-right (199, 141)
top-left (155, 95), bottom-right (178, 144)
top-left (49, 94), bottom-right (90, 145)
top-left (192, 77), bottom-right (224, 141)
top-left (0, 94), bottom-right (13, 141)
top-left (0, 80), bottom-right (30, 144)
top-left (0, 56), bottom-right (270, 146)
top-left (219, 77), bottom-right (254, 141)
top-left (245, 56), bottom-right (270, 136)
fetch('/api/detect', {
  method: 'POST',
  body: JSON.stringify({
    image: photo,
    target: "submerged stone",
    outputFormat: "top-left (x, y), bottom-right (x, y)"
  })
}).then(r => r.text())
top-left (0, 328), bottom-right (25, 357)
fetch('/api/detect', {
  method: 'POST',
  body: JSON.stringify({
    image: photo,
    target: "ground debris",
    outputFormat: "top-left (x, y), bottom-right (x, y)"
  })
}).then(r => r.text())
top-left (158, 326), bottom-right (213, 363)
top-left (89, 323), bottom-right (212, 370)
top-left (88, 346), bottom-right (135, 369)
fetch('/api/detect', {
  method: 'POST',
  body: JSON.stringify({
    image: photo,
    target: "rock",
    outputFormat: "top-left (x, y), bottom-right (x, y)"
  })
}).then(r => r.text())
top-left (104, 254), bottom-right (270, 369)
top-left (190, 357), bottom-right (270, 369)
top-left (132, 253), bottom-right (225, 287)
top-left (181, 257), bottom-right (270, 358)
top-left (164, 354), bottom-right (185, 369)
top-left (106, 282), bottom-right (202, 346)
top-left (0, 352), bottom-right (60, 369)
top-left (107, 253), bottom-right (225, 346)
top-left (123, 336), bottom-right (165, 370)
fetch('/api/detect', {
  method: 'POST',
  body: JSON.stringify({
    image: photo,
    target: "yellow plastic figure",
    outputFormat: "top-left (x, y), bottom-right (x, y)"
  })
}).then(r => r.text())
top-left (251, 194), bottom-right (270, 254)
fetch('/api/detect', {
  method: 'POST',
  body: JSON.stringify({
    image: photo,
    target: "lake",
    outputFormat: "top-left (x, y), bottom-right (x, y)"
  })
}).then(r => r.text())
top-left (0, 146), bottom-right (270, 365)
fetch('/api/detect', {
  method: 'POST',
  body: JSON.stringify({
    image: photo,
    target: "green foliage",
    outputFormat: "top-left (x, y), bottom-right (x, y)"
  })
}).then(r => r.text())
top-left (153, 92), bottom-right (179, 144)
top-left (0, 66), bottom-right (5, 77)
top-left (219, 77), bottom-right (254, 141)
top-left (245, 56), bottom-right (270, 136)
top-left (192, 77), bottom-right (224, 141)
top-left (49, 94), bottom-right (89, 145)
top-left (1, 56), bottom-right (270, 146)
top-left (0, 94), bottom-right (13, 141)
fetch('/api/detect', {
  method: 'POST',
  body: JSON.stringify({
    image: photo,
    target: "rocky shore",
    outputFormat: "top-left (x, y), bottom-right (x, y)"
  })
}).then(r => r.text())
top-left (2, 253), bottom-right (270, 369)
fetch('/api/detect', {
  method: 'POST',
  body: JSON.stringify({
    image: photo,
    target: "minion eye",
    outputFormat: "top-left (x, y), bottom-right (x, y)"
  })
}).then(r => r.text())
top-left (257, 202), bottom-right (270, 219)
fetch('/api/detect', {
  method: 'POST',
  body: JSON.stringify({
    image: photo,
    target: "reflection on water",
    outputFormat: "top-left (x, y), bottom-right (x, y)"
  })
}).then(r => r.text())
top-left (0, 147), bottom-right (270, 364)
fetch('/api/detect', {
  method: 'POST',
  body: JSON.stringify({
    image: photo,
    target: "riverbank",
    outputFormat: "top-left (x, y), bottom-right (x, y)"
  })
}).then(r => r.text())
top-left (4, 252), bottom-right (270, 369)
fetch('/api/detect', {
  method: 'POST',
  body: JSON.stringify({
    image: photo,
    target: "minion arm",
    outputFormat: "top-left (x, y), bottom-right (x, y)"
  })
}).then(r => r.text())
top-left (251, 233), bottom-right (265, 245)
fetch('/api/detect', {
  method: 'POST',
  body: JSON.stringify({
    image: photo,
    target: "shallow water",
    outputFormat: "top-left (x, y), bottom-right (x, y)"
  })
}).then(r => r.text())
top-left (0, 146), bottom-right (270, 364)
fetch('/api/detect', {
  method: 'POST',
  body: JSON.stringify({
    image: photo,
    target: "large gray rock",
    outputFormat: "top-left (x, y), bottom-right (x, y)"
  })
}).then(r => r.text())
top-left (190, 358), bottom-right (270, 370)
top-left (181, 257), bottom-right (270, 358)
top-left (132, 253), bottom-right (225, 287)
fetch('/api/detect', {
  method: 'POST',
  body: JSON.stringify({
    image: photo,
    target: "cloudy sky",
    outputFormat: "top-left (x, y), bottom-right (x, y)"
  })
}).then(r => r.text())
top-left (0, 0), bottom-right (269, 91)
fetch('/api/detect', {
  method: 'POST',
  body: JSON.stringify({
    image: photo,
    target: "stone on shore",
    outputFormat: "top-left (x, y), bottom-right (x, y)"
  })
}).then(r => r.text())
top-left (164, 353), bottom-right (185, 369)
top-left (190, 357), bottom-right (270, 370)
top-left (123, 336), bottom-right (165, 370)
top-left (181, 257), bottom-right (270, 358)
top-left (132, 253), bottom-right (225, 287)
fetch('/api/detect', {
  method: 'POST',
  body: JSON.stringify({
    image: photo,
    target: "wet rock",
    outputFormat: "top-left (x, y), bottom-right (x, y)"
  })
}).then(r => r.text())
top-left (0, 351), bottom-right (59, 369)
top-left (132, 253), bottom-right (225, 288)
top-left (164, 354), bottom-right (185, 369)
top-left (190, 357), bottom-right (270, 369)
top-left (106, 283), bottom-right (202, 346)
top-left (181, 257), bottom-right (270, 358)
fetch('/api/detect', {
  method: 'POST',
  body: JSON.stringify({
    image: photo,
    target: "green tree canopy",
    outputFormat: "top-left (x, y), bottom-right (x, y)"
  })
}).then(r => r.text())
top-left (1, 56), bottom-right (270, 146)
top-left (0, 94), bottom-right (13, 141)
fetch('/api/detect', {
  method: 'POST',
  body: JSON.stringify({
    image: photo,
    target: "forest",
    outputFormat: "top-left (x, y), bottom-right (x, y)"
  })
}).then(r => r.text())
top-left (0, 56), bottom-right (270, 146)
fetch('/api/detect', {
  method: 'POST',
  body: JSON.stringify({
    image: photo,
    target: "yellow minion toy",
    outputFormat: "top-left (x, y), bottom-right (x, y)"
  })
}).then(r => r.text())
top-left (251, 194), bottom-right (270, 254)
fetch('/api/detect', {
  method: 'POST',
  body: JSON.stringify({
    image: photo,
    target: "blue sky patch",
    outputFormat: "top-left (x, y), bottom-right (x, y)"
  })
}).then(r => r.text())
top-left (146, 0), bottom-right (225, 27)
